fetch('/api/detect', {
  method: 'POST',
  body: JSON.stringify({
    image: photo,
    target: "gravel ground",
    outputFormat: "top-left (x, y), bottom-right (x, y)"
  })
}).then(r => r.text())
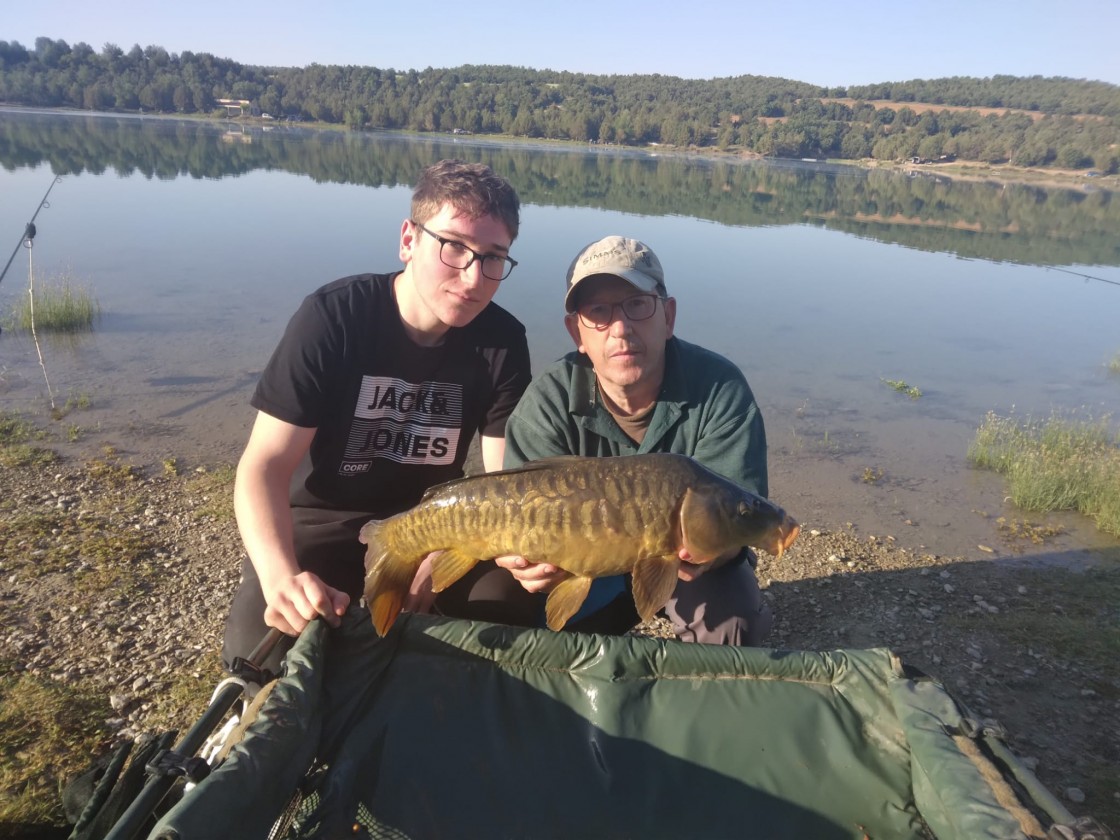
top-left (1, 449), bottom-right (1118, 834)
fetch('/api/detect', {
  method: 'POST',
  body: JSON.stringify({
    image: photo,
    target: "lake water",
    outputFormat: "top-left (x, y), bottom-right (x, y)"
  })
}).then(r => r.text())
top-left (2, 108), bottom-right (1118, 563)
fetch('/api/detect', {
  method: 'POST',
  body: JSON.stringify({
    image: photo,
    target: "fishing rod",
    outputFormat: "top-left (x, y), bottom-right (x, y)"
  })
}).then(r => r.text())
top-left (0, 174), bottom-right (62, 289)
top-left (1044, 265), bottom-right (1120, 288)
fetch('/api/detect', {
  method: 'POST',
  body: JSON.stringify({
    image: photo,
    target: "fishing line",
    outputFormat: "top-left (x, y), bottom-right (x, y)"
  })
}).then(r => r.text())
top-left (27, 240), bottom-right (56, 408)
top-left (0, 174), bottom-right (62, 289)
top-left (1043, 265), bottom-right (1120, 288)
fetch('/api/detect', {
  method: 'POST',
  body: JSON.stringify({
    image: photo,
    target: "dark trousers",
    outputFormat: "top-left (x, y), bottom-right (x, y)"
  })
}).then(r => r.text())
top-left (221, 507), bottom-right (543, 679)
top-left (560, 550), bottom-right (774, 646)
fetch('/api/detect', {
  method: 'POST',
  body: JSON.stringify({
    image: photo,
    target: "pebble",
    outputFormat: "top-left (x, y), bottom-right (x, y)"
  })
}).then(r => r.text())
top-left (1065, 787), bottom-right (1086, 804)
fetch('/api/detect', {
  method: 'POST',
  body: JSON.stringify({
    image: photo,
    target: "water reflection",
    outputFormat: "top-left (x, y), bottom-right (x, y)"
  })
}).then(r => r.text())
top-left (3, 107), bottom-right (1117, 267)
top-left (0, 108), bottom-right (1117, 563)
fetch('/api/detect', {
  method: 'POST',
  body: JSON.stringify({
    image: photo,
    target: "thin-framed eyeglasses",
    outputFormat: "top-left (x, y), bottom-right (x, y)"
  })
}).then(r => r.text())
top-left (412, 220), bottom-right (518, 281)
top-left (576, 294), bottom-right (662, 330)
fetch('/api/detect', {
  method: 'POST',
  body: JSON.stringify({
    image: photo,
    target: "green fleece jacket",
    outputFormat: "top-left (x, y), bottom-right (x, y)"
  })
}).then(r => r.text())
top-left (503, 336), bottom-right (768, 620)
top-left (504, 336), bottom-right (767, 494)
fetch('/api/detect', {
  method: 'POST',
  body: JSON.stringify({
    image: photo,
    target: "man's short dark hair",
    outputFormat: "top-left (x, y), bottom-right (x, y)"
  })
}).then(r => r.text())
top-left (411, 159), bottom-right (520, 242)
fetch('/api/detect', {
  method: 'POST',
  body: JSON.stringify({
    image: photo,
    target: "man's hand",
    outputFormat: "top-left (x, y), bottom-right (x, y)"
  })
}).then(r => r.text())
top-left (403, 551), bottom-right (441, 614)
top-left (263, 571), bottom-right (350, 636)
top-left (675, 546), bottom-right (741, 582)
top-left (494, 555), bottom-right (567, 593)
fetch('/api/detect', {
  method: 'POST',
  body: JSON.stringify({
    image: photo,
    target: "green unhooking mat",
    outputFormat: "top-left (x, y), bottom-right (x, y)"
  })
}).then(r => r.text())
top-left (150, 608), bottom-right (1070, 839)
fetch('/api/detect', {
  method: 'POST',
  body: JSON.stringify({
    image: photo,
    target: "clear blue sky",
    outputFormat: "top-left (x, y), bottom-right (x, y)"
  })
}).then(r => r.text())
top-left (5, 0), bottom-right (1119, 87)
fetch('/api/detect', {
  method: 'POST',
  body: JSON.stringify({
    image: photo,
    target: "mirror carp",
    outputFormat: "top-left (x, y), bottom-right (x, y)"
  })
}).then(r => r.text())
top-left (360, 453), bottom-right (800, 636)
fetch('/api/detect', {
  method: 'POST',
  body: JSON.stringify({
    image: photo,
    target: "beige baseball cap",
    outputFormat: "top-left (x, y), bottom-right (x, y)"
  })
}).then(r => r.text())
top-left (564, 235), bottom-right (666, 312)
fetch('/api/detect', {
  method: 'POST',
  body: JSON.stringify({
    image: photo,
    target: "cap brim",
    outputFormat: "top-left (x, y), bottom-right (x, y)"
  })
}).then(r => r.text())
top-left (564, 270), bottom-right (662, 312)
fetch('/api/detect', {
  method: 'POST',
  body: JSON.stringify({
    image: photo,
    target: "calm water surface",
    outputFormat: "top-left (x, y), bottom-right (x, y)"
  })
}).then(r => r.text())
top-left (1, 110), bottom-right (1118, 563)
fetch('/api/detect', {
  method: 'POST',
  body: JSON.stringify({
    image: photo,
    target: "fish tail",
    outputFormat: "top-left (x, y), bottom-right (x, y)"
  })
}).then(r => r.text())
top-left (360, 519), bottom-right (418, 637)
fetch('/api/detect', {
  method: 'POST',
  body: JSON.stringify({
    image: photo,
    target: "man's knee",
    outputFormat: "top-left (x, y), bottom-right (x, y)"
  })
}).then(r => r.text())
top-left (222, 573), bottom-right (289, 679)
top-left (664, 560), bottom-right (774, 646)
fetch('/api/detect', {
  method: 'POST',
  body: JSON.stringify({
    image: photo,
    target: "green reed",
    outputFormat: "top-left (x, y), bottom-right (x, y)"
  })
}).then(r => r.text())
top-left (10, 277), bottom-right (100, 332)
top-left (968, 411), bottom-right (1120, 536)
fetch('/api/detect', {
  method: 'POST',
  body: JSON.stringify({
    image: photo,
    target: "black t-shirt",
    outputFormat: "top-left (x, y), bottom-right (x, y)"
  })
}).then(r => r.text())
top-left (252, 272), bottom-right (531, 517)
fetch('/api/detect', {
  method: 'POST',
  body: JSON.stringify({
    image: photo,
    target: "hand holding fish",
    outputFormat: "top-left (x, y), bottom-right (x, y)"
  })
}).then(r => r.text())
top-left (402, 552), bottom-right (441, 614)
top-left (675, 545), bottom-right (741, 581)
top-left (263, 570), bottom-right (350, 635)
top-left (496, 547), bottom-right (734, 590)
top-left (494, 555), bottom-right (564, 593)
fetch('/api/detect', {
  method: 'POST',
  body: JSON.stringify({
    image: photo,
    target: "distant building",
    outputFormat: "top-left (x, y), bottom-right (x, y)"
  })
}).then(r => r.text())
top-left (217, 98), bottom-right (251, 117)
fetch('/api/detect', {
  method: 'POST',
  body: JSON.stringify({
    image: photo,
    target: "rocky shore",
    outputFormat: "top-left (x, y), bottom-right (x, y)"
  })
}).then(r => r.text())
top-left (1, 448), bottom-right (1117, 833)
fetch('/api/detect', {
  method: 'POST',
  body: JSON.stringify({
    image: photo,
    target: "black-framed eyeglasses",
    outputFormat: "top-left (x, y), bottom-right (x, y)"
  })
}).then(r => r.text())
top-left (412, 220), bottom-right (518, 281)
top-left (575, 294), bottom-right (661, 330)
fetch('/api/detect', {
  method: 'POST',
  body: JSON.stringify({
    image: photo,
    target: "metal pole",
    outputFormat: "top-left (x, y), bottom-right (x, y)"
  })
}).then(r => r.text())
top-left (103, 628), bottom-right (285, 840)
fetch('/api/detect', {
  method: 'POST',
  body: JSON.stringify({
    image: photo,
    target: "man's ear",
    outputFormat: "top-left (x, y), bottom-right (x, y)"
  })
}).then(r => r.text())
top-left (564, 313), bottom-right (585, 352)
top-left (663, 296), bottom-right (677, 339)
top-left (399, 218), bottom-right (416, 263)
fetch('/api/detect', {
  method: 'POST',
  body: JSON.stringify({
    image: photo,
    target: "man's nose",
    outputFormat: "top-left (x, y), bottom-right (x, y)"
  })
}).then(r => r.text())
top-left (608, 308), bottom-right (634, 335)
top-left (460, 258), bottom-right (486, 287)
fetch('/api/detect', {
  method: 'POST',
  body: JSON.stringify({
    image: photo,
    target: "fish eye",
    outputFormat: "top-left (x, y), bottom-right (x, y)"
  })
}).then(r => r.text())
top-left (737, 501), bottom-right (752, 517)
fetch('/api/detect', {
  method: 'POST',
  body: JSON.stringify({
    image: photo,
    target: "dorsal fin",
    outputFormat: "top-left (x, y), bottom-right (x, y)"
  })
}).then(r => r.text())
top-left (417, 457), bottom-right (586, 501)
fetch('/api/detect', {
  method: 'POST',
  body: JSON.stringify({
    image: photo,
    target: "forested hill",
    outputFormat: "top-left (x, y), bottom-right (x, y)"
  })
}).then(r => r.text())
top-left (2, 37), bottom-right (1118, 173)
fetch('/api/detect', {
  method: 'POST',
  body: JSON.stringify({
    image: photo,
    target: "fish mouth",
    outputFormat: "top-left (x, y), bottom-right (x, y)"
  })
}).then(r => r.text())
top-left (770, 519), bottom-right (801, 558)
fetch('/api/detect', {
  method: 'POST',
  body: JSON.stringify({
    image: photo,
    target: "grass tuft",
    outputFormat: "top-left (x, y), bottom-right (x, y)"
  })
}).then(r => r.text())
top-left (184, 463), bottom-right (237, 521)
top-left (0, 412), bottom-right (57, 468)
top-left (882, 378), bottom-right (922, 399)
top-left (9, 275), bottom-right (101, 333)
top-left (0, 666), bottom-right (113, 826)
top-left (968, 411), bottom-right (1120, 536)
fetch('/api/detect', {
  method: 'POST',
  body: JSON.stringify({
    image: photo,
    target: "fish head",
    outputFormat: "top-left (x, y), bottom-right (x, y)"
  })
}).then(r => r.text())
top-left (679, 484), bottom-right (800, 562)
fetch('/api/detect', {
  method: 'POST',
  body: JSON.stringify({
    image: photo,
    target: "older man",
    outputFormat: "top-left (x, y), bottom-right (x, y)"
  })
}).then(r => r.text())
top-left (500, 235), bottom-right (773, 645)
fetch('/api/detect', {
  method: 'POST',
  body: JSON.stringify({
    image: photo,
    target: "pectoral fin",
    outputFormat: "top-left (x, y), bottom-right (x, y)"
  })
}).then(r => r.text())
top-left (544, 575), bottom-right (591, 631)
top-left (631, 555), bottom-right (681, 623)
top-left (429, 548), bottom-right (482, 593)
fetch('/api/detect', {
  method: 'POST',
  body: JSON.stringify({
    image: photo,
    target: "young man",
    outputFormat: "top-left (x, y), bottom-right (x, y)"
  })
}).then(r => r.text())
top-left (222, 160), bottom-right (533, 675)
top-left (499, 235), bottom-right (773, 645)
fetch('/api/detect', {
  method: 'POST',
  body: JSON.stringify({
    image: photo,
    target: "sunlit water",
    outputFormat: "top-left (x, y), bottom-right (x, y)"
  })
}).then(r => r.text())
top-left (1, 111), bottom-right (1118, 565)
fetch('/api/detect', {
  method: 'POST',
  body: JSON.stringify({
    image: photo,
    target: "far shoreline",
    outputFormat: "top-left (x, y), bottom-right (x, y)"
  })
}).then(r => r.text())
top-left (3, 103), bottom-right (1115, 194)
